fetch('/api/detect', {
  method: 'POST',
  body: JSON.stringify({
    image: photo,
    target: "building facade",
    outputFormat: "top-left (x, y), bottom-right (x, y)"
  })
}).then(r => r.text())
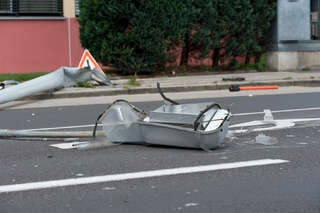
top-left (267, 0), bottom-right (320, 70)
top-left (2, 0), bottom-right (320, 73)
top-left (0, 0), bottom-right (82, 73)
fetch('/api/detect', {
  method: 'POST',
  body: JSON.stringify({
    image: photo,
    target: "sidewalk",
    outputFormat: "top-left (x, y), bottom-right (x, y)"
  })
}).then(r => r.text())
top-left (28, 70), bottom-right (320, 100)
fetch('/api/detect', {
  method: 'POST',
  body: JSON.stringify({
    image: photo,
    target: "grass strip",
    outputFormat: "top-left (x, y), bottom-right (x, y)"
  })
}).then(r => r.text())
top-left (0, 73), bottom-right (48, 82)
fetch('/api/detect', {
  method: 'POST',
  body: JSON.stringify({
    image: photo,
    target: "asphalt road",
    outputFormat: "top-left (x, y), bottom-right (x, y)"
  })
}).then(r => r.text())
top-left (1, 92), bottom-right (320, 213)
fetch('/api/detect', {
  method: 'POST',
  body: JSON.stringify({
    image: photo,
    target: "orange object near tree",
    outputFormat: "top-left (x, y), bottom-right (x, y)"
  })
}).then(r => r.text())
top-left (240, 86), bottom-right (279, 90)
top-left (229, 85), bottom-right (279, 92)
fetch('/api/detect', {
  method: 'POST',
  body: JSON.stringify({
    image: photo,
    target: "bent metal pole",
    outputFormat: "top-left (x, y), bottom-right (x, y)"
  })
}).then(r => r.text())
top-left (0, 129), bottom-right (93, 138)
top-left (0, 67), bottom-right (111, 104)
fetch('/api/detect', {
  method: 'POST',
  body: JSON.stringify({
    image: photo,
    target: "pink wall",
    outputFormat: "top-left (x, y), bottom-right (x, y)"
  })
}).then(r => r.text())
top-left (0, 19), bottom-right (249, 74)
top-left (0, 18), bottom-right (83, 74)
top-left (69, 18), bottom-right (84, 67)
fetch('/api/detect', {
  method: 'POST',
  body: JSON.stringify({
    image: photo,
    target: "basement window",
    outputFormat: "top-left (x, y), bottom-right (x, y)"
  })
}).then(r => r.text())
top-left (75, 0), bottom-right (79, 16)
top-left (0, 0), bottom-right (13, 13)
top-left (0, 0), bottom-right (63, 16)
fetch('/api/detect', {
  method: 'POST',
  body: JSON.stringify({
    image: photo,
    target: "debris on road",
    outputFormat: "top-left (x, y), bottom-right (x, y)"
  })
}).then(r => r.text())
top-left (0, 66), bottom-right (111, 104)
top-left (0, 49), bottom-right (111, 104)
top-left (0, 129), bottom-right (93, 139)
top-left (253, 133), bottom-right (278, 146)
top-left (263, 109), bottom-right (273, 121)
top-left (92, 83), bottom-right (232, 150)
top-left (229, 85), bottom-right (279, 92)
top-left (0, 82), bottom-right (232, 151)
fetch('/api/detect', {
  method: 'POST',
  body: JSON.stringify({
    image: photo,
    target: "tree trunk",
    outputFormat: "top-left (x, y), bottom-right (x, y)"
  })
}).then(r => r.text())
top-left (245, 53), bottom-right (250, 65)
top-left (254, 52), bottom-right (262, 64)
top-left (212, 47), bottom-right (221, 68)
top-left (180, 32), bottom-right (190, 66)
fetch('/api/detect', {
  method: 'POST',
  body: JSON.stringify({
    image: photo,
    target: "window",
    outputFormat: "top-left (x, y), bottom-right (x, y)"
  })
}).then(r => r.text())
top-left (75, 0), bottom-right (79, 16)
top-left (0, 0), bottom-right (13, 13)
top-left (311, 0), bottom-right (320, 40)
top-left (0, 0), bottom-right (63, 16)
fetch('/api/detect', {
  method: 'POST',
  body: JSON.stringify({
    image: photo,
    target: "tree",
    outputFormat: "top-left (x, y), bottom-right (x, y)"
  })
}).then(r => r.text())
top-left (250, 0), bottom-right (277, 63)
top-left (78, 0), bottom-right (276, 73)
top-left (223, 0), bottom-right (256, 63)
top-left (178, 0), bottom-right (198, 66)
top-left (78, 0), bottom-right (188, 74)
top-left (191, 0), bottom-right (227, 67)
top-left (223, 0), bottom-right (276, 65)
top-left (191, 0), bottom-right (276, 68)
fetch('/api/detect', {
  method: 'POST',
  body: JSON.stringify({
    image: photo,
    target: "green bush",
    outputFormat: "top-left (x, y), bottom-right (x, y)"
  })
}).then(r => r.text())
top-left (78, 0), bottom-right (187, 75)
top-left (78, 0), bottom-right (276, 73)
top-left (191, 0), bottom-right (276, 67)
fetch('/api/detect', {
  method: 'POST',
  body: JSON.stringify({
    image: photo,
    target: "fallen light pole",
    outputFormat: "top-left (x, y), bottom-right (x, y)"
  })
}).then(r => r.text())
top-left (0, 129), bottom-right (93, 139)
top-left (0, 82), bottom-right (232, 151)
top-left (91, 83), bottom-right (232, 150)
top-left (0, 66), bottom-right (111, 104)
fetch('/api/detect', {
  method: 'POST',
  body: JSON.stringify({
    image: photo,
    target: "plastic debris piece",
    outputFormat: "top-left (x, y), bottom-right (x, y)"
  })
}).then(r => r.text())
top-left (263, 109), bottom-right (274, 121)
top-left (254, 133), bottom-right (278, 145)
top-left (185, 203), bottom-right (199, 207)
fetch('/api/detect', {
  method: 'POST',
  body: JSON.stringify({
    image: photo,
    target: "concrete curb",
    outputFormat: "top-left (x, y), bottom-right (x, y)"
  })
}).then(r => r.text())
top-left (22, 79), bottom-right (320, 100)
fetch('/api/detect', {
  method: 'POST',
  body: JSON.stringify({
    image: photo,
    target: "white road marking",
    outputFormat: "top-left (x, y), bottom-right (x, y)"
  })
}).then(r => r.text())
top-left (234, 106), bottom-right (320, 116)
top-left (230, 118), bottom-right (320, 133)
top-left (0, 159), bottom-right (289, 193)
top-left (50, 142), bottom-right (88, 149)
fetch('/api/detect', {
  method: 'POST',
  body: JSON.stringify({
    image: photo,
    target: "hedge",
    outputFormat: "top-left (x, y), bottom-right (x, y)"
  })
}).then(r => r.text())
top-left (78, 0), bottom-right (276, 74)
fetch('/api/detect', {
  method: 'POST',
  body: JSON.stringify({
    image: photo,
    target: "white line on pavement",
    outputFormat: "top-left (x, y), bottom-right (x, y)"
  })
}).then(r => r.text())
top-left (0, 159), bottom-right (289, 193)
top-left (234, 106), bottom-right (320, 116)
top-left (50, 142), bottom-right (88, 149)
